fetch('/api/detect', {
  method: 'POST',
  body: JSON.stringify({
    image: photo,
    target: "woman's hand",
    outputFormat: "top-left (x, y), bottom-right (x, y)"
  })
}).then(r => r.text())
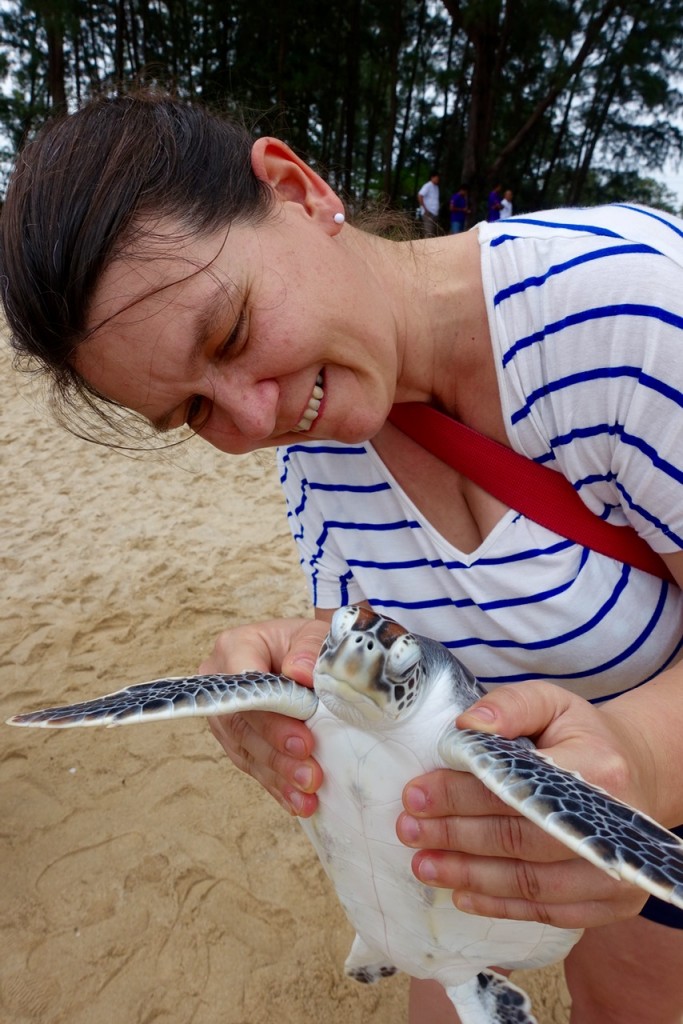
top-left (199, 617), bottom-right (329, 816)
top-left (396, 680), bottom-right (659, 929)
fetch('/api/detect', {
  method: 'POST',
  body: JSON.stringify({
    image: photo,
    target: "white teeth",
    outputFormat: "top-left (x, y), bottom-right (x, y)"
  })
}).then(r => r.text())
top-left (294, 374), bottom-right (324, 433)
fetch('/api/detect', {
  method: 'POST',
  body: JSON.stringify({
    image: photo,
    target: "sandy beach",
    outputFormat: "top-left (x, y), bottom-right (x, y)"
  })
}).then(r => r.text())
top-left (0, 336), bottom-right (570, 1023)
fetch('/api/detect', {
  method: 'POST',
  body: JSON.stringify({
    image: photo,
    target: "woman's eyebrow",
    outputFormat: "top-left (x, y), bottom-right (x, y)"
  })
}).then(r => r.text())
top-left (149, 283), bottom-right (237, 433)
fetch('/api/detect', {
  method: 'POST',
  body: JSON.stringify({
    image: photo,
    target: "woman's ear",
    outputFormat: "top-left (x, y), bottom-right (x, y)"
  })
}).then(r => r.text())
top-left (251, 137), bottom-right (341, 228)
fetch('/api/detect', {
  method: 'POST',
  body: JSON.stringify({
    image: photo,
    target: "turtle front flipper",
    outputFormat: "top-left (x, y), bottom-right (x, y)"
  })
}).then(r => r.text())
top-left (440, 728), bottom-right (683, 909)
top-left (448, 971), bottom-right (537, 1024)
top-left (6, 673), bottom-right (318, 728)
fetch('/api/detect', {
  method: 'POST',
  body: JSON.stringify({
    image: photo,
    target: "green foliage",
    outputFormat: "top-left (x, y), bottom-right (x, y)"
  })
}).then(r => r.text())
top-left (0, 0), bottom-right (682, 212)
top-left (575, 168), bottom-right (682, 216)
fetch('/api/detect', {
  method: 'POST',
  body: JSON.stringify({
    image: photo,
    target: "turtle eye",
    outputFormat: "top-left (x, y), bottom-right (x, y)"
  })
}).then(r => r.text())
top-left (329, 606), bottom-right (360, 643)
top-left (386, 634), bottom-right (420, 679)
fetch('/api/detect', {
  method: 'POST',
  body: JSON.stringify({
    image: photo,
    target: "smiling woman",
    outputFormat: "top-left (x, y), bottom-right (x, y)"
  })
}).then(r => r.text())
top-left (2, 91), bottom-right (402, 452)
top-left (0, 93), bottom-right (273, 444)
top-left (3, 88), bottom-right (683, 1024)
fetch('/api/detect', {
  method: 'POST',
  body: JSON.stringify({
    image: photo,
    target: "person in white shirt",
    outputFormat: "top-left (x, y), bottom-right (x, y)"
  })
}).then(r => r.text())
top-left (418, 170), bottom-right (441, 236)
top-left (500, 188), bottom-right (514, 218)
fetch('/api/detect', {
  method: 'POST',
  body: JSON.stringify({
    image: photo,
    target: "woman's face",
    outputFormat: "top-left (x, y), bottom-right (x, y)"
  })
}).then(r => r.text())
top-left (78, 203), bottom-right (399, 454)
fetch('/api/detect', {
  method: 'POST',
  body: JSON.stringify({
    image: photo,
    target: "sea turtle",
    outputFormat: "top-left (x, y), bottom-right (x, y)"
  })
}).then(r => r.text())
top-left (8, 605), bottom-right (683, 1024)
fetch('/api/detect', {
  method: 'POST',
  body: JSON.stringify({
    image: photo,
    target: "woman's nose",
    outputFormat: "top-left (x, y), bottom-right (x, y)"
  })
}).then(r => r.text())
top-left (199, 376), bottom-right (280, 450)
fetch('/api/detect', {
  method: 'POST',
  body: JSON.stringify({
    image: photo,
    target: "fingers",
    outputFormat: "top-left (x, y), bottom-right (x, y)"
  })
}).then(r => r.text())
top-left (199, 616), bottom-right (329, 817)
top-left (408, 849), bottom-right (647, 930)
top-left (397, 807), bottom-right (570, 863)
top-left (198, 616), bottom-right (323, 683)
top-left (398, 769), bottom-right (571, 865)
top-left (208, 710), bottom-right (323, 817)
top-left (455, 679), bottom-right (576, 739)
top-left (403, 768), bottom-right (510, 818)
top-left (453, 681), bottom-right (647, 818)
top-left (399, 687), bottom-right (654, 931)
top-left (281, 618), bottom-right (329, 684)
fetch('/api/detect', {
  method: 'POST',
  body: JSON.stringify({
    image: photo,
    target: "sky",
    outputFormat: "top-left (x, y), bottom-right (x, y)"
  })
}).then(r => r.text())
top-left (657, 162), bottom-right (683, 208)
top-left (652, 102), bottom-right (683, 209)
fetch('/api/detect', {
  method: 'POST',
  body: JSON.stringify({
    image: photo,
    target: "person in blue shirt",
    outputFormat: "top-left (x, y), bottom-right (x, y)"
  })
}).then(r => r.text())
top-left (449, 185), bottom-right (470, 233)
top-left (487, 184), bottom-right (503, 221)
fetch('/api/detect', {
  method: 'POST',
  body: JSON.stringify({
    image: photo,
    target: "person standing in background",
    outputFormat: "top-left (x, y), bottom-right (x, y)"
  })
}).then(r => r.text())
top-left (487, 183), bottom-right (503, 221)
top-left (418, 170), bottom-right (441, 236)
top-left (449, 185), bottom-right (470, 233)
top-left (500, 189), bottom-right (514, 218)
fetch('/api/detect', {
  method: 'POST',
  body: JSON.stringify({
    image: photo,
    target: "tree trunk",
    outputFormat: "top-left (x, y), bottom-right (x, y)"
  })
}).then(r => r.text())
top-left (42, 1), bottom-right (67, 114)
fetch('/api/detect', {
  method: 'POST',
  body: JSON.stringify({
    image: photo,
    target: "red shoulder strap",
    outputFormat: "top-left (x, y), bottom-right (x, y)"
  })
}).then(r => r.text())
top-left (388, 403), bottom-right (674, 583)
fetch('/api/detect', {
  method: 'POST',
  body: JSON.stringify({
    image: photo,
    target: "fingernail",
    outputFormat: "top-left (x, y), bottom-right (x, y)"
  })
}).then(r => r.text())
top-left (455, 893), bottom-right (474, 913)
top-left (416, 857), bottom-right (437, 882)
top-left (288, 789), bottom-right (306, 814)
top-left (289, 653), bottom-right (316, 671)
top-left (285, 736), bottom-right (307, 757)
top-left (404, 785), bottom-right (427, 813)
top-left (293, 765), bottom-right (314, 790)
top-left (467, 705), bottom-right (496, 722)
top-left (399, 814), bottom-right (421, 842)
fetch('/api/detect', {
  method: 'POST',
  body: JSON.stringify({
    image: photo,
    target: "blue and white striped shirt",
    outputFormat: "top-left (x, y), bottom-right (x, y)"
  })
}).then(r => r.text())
top-left (278, 205), bottom-right (683, 703)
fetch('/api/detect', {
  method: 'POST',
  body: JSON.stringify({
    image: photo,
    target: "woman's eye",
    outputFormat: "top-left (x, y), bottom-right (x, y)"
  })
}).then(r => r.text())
top-left (218, 310), bottom-right (246, 358)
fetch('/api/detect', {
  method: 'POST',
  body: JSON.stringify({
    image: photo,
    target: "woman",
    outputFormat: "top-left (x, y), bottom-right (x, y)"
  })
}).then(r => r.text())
top-left (2, 92), bottom-right (683, 1024)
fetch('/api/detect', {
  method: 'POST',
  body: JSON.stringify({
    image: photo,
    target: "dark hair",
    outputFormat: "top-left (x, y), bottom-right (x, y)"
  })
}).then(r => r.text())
top-left (0, 90), bottom-right (273, 435)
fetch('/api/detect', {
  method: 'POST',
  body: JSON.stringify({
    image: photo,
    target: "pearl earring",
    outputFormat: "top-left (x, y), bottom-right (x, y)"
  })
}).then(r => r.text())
top-left (333, 212), bottom-right (345, 225)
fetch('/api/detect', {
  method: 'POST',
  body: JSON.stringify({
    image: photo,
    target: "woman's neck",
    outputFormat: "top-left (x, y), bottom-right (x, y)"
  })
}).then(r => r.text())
top-left (353, 226), bottom-right (506, 441)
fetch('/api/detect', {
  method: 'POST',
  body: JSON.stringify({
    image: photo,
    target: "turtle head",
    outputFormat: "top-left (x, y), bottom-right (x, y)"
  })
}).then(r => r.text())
top-left (314, 606), bottom-right (423, 726)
